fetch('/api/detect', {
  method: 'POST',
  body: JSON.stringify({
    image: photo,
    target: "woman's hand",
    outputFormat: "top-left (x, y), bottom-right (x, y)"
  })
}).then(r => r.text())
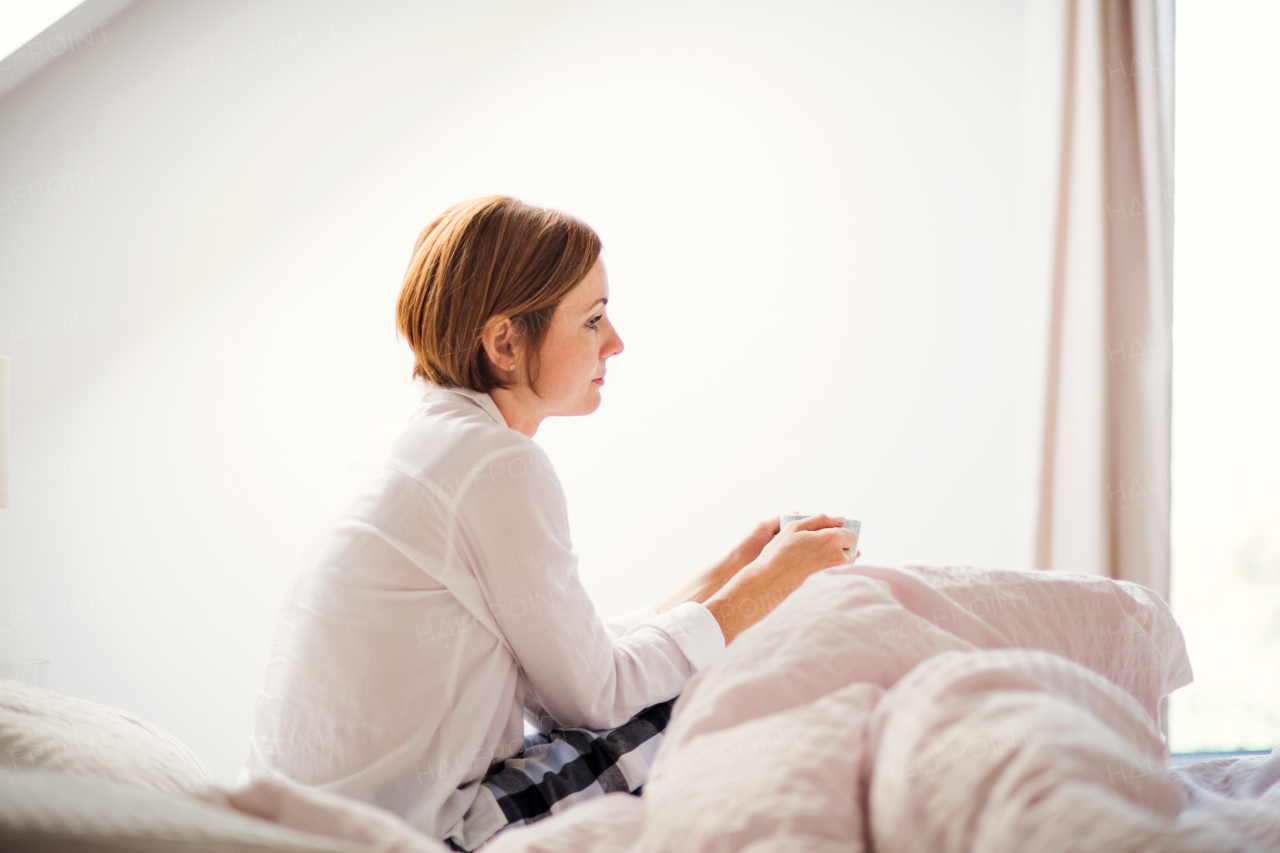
top-left (721, 516), bottom-right (783, 579)
top-left (703, 514), bottom-right (858, 644)
top-left (655, 517), bottom-right (782, 614)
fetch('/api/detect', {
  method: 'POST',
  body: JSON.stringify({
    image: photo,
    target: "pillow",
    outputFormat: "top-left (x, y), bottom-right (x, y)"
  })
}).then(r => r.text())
top-left (0, 770), bottom-right (370, 853)
top-left (0, 681), bottom-right (210, 797)
top-left (223, 778), bottom-right (447, 853)
top-left (0, 685), bottom-right (448, 853)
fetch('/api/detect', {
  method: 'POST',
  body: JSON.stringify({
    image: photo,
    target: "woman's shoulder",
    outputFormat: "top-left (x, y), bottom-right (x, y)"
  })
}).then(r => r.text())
top-left (358, 386), bottom-right (554, 495)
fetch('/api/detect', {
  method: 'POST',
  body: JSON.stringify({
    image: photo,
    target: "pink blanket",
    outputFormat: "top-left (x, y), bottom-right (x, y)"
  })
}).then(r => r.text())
top-left (231, 566), bottom-right (1280, 852)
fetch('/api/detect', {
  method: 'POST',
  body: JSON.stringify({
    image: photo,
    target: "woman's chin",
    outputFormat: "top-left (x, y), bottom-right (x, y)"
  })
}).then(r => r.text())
top-left (579, 387), bottom-right (603, 414)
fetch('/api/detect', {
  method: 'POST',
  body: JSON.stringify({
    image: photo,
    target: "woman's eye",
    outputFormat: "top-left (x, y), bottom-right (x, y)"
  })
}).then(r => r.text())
top-left (587, 314), bottom-right (603, 329)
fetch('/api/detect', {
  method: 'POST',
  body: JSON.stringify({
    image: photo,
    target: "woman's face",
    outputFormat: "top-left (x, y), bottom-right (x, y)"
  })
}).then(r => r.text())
top-left (524, 257), bottom-right (623, 419)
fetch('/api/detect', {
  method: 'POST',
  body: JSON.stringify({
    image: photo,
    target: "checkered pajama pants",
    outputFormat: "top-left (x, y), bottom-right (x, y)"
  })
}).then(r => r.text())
top-left (450, 698), bottom-right (676, 850)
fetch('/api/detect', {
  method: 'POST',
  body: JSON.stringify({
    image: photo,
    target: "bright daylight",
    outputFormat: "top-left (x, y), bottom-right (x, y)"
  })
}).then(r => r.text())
top-left (1168, 0), bottom-right (1280, 753)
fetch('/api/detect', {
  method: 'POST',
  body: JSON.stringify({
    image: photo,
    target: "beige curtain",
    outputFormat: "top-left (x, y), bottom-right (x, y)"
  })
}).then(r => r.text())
top-left (1034, 0), bottom-right (1175, 601)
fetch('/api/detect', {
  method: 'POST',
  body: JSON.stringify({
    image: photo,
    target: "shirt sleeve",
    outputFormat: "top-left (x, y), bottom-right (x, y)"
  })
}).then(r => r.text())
top-left (448, 441), bottom-right (725, 730)
top-left (606, 603), bottom-right (723, 667)
top-left (604, 605), bottom-right (657, 639)
top-left (642, 602), bottom-right (725, 671)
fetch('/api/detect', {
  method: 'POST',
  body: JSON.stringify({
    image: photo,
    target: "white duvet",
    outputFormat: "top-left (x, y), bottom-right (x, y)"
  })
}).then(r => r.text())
top-left (229, 565), bottom-right (1280, 852)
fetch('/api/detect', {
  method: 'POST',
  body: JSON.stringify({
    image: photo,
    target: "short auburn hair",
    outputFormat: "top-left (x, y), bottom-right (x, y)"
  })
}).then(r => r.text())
top-left (396, 196), bottom-right (601, 394)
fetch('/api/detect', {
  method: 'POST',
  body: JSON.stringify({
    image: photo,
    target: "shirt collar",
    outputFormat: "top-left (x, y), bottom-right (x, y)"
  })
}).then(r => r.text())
top-left (422, 382), bottom-right (508, 429)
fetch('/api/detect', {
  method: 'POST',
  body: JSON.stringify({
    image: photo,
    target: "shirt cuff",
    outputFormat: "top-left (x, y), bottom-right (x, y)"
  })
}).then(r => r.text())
top-left (604, 605), bottom-right (660, 639)
top-left (649, 601), bottom-right (726, 672)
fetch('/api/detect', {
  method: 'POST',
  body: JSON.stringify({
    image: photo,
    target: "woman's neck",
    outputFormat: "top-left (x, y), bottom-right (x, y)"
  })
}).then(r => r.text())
top-left (488, 387), bottom-right (543, 438)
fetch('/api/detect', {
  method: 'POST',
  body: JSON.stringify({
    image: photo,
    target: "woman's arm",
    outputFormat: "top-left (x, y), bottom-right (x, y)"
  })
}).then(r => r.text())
top-left (696, 515), bottom-right (860, 644)
top-left (452, 442), bottom-right (722, 730)
top-left (654, 518), bottom-right (781, 612)
top-left (655, 516), bottom-right (861, 641)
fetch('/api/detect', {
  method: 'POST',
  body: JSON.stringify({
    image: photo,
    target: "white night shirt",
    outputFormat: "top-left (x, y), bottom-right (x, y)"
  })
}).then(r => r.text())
top-left (244, 383), bottom-right (726, 843)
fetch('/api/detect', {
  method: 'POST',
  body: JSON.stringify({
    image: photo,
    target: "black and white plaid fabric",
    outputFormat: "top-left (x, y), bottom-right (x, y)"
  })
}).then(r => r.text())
top-left (450, 698), bottom-right (675, 850)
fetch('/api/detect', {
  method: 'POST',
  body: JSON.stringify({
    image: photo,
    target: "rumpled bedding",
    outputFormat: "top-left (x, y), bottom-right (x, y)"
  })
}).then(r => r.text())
top-left (231, 565), bottom-right (1280, 852)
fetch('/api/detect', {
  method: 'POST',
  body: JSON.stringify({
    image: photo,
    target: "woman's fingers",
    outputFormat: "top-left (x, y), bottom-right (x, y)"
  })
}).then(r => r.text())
top-left (791, 513), bottom-right (845, 532)
top-left (814, 528), bottom-right (857, 565)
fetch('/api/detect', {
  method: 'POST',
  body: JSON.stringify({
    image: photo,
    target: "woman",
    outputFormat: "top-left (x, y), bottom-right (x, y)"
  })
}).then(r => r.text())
top-left (246, 196), bottom-right (858, 850)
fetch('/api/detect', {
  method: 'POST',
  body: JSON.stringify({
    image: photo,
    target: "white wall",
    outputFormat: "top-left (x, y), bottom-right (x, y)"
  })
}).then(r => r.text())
top-left (0, 0), bottom-right (1046, 781)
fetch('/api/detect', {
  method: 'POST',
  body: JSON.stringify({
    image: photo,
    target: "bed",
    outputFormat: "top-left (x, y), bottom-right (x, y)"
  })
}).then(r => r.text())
top-left (3, 564), bottom-right (1278, 852)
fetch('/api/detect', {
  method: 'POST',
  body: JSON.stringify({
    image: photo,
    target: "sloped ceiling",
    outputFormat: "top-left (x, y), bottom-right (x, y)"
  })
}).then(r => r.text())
top-left (0, 0), bottom-right (137, 102)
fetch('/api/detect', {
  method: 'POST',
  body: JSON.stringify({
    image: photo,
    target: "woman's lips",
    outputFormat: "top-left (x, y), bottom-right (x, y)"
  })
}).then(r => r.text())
top-left (591, 376), bottom-right (604, 385)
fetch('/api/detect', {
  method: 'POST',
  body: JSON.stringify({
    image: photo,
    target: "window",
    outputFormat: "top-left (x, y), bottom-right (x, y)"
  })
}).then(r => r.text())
top-left (1168, 0), bottom-right (1280, 752)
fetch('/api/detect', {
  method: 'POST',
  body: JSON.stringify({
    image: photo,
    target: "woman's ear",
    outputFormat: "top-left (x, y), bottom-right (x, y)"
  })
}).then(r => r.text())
top-left (480, 315), bottom-right (519, 375)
